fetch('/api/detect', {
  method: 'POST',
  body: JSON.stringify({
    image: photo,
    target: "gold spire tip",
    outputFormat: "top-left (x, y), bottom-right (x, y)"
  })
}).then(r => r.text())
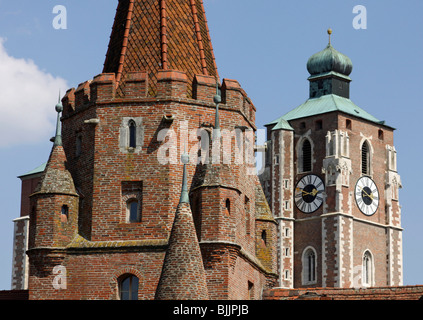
top-left (327, 28), bottom-right (332, 44)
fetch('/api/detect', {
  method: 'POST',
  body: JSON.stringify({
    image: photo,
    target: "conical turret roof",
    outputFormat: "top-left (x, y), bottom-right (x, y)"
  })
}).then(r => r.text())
top-left (155, 153), bottom-right (209, 300)
top-left (33, 102), bottom-right (77, 197)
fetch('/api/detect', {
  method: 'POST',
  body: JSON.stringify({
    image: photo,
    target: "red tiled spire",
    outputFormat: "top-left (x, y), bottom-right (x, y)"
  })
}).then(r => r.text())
top-left (103, 0), bottom-right (219, 96)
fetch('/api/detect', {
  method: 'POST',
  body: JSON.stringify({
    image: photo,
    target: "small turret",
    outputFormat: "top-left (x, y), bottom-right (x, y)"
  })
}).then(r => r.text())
top-left (28, 100), bottom-right (79, 249)
top-left (155, 152), bottom-right (209, 300)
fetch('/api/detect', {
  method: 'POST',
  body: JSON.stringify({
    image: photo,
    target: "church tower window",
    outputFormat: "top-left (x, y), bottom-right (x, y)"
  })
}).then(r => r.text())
top-left (361, 141), bottom-right (370, 175)
top-left (302, 247), bottom-right (317, 285)
top-left (301, 139), bottom-right (312, 172)
top-left (362, 250), bottom-right (374, 287)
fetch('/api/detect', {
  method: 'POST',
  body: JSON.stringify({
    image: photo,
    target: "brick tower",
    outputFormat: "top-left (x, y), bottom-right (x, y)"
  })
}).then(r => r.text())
top-left (24, 0), bottom-right (278, 300)
top-left (261, 30), bottom-right (403, 289)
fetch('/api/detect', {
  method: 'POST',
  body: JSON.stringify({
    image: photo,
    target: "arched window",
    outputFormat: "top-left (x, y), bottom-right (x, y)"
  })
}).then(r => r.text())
top-left (129, 120), bottom-right (136, 148)
top-left (361, 141), bottom-right (370, 175)
top-left (302, 139), bottom-right (312, 172)
top-left (302, 247), bottom-right (317, 285)
top-left (362, 250), bottom-right (374, 287)
top-left (127, 199), bottom-right (140, 223)
top-left (119, 275), bottom-right (139, 300)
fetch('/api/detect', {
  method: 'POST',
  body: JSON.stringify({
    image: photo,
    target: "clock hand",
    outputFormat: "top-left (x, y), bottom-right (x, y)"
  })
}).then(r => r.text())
top-left (302, 189), bottom-right (320, 197)
top-left (359, 186), bottom-right (373, 200)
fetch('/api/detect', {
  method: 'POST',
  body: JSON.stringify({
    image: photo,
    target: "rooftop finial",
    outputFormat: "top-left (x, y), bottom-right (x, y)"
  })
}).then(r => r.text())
top-left (327, 28), bottom-right (333, 45)
top-left (54, 93), bottom-right (63, 146)
top-left (213, 79), bottom-right (221, 140)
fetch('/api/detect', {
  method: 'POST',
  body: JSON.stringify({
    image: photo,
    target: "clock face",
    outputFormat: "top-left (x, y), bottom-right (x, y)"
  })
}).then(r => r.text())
top-left (355, 176), bottom-right (379, 216)
top-left (295, 174), bottom-right (325, 213)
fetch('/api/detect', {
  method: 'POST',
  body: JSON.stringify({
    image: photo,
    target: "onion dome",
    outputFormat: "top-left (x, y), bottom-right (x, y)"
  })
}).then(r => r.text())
top-left (307, 29), bottom-right (353, 77)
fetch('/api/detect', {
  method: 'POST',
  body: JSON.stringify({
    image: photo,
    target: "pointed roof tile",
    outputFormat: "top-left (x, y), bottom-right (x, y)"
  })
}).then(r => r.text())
top-left (155, 201), bottom-right (209, 300)
top-left (156, 154), bottom-right (208, 300)
top-left (32, 105), bottom-right (77, 197)
top-left (103, 0), bottom-right (219, 97)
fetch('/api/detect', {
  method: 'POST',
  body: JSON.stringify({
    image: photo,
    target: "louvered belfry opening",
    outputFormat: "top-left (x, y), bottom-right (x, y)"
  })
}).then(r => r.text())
top-left (361, 141), bottom-right (369, 175)
top-left (302, 139), bottom-right (312, 172)
top-left (103, 0), bottom-right (219, 97)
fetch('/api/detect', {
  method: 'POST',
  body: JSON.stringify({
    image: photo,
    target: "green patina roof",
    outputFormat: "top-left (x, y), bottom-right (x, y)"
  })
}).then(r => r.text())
top-left (18, 162), bottom-right (46, 178)
top-left (267, 94), bottom-right (392, 130)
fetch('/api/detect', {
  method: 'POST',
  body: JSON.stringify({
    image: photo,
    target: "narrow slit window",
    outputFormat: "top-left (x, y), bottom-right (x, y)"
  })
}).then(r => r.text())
top-left (76, 136), bottom-right (82, 157)
top-left (129, 121), bottom-right (136, 148)
top-left (378, 129), bottom-right (384, 140)
top-left (302, 247), bottom-right (317, 284)
top-left (361, 141), bottom-right (370, 175)
top-left (127, 200), bottom-right (140, 223)
top-left (302, 139), bottom-right (312, 172)
top-left (362, 251), bottom-right (373, 287)
top-left (261, 230), bottom-right (267, 245)
top-left (225, 198), bottom-right (231, 215)
top-left (61, 205), bottom-right (69, 223)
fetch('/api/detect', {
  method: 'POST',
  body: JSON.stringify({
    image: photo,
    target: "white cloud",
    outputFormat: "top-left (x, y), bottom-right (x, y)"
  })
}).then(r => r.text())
top-left (0, 38), bottom-right (68, 147)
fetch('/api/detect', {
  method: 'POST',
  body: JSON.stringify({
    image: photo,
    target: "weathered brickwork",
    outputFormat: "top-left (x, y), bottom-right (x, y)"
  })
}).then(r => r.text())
top-left (9, 1), bottom-right (412, 302)
top-left (260, 38), bottom-right (403, 290)
top-left (22, 0), bottom-right (278, 300)
top-left (264, 285), bottom-right (423, 300)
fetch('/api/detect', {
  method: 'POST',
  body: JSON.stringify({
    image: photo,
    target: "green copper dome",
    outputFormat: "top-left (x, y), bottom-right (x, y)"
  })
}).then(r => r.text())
top-left (307, 43), bottom-right (353, 77)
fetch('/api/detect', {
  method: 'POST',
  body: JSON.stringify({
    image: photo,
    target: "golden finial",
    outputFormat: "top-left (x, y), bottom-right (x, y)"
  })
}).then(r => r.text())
top-left (327, 28), bottom-right (332, 45)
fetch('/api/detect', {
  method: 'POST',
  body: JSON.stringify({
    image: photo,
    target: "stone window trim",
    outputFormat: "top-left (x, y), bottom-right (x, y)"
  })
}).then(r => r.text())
top-left (119, 117), bottom-right (144, 153)
top-left (359, 138), bottom-right (373, 177)
top-left (301, 246), bottom-right (317, 285)
top-left (362, 250), bottom-right (375, 288)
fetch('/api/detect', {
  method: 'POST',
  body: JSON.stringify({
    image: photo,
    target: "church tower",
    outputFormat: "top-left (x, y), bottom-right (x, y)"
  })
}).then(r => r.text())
top-left (261, 30), bottom-right (403, 289)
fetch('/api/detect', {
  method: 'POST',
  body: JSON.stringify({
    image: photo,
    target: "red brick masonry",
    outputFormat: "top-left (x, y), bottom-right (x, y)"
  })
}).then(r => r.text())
top-left (263, 285), bottom-right (423, 300)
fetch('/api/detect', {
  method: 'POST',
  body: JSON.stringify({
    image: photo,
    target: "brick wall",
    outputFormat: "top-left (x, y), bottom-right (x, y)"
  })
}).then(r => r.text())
top-left (263, 285), bottom-right (423, 300)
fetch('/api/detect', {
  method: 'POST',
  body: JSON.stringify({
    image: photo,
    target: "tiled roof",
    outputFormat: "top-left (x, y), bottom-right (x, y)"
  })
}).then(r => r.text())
top-left (103, 0), bottom-right (219, 97)
top-left (267, 94), bottom-right (393, 130)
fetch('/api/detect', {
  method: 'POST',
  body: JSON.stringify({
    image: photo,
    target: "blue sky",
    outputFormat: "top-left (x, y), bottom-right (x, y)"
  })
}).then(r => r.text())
top-left (0, 0), bottom-right (422, 290)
